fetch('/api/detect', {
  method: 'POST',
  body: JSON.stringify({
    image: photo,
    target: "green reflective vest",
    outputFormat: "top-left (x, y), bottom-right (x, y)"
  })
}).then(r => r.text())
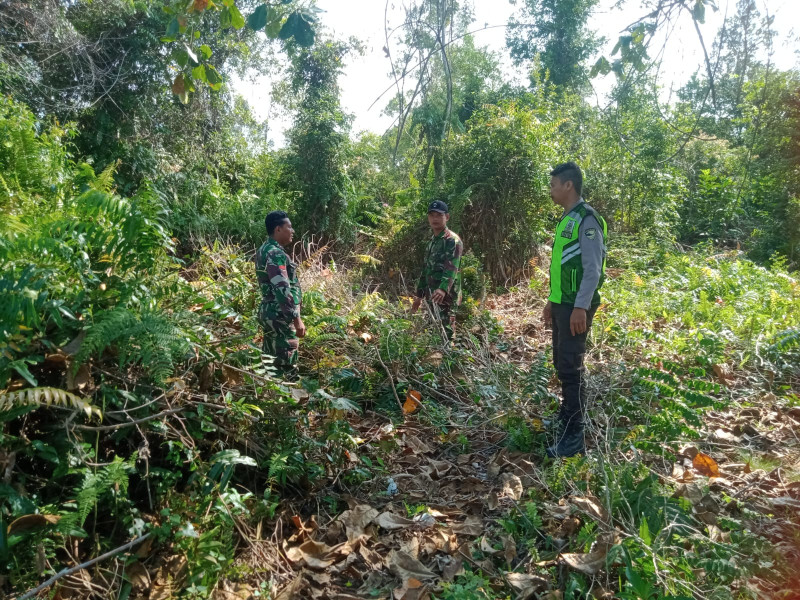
top-left (548, 201), bottom-right (607, 306)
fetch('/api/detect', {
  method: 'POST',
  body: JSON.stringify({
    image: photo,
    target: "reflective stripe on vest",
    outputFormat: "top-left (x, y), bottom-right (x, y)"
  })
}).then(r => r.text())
top-left (548, 202), bottom-right (607, 305)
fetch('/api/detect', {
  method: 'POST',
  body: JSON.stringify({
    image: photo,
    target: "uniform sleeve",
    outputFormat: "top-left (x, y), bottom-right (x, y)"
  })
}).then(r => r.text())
top-left (292, 273), bottom-right (303, 313)
top-left (574, 215), bottom-right (604, 310)
top-left (255, 250), bottom-right (268, 286)
top-left (438, 237), bottom-right (463, 293)
top-left (267, 251), bottom-right (301, 320)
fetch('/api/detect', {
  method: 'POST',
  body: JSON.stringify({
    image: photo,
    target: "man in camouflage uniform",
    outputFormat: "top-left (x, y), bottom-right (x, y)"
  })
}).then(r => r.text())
top-left (255, 211), bottom-right (305, 380)
top-left (411, 200), bottom-right (464, 339)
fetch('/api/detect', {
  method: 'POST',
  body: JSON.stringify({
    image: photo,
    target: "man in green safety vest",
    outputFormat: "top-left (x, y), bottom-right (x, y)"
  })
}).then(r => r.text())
top-left (542, 162), bottom-right (607, 458)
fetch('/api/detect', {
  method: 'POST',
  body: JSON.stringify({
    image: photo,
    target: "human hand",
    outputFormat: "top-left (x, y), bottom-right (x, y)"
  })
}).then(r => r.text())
top-left (542, 301), bottom-right (552, 326)
top-left (569, 308), bottom-right (587, 336)
top-left (431, 289), bottom-right (446, 304)
top-left (294, 317), bottom-right (307, 338)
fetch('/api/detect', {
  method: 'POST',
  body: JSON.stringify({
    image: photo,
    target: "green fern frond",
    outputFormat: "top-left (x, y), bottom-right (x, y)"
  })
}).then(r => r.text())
top-left (306, 332), bottom-right (345, 346)
top-left (64, 455), bottom-right (135, 532)
top-left (0, 387), bottom-right (101, 417)
top-left (76, 307), bottom-right (138, 366)
top-left (93, 160), bottom-right (119, 193)
top-left (75, 308), bottom-right (188, 384)
top-left (771, 328), bottom-right (800, 351)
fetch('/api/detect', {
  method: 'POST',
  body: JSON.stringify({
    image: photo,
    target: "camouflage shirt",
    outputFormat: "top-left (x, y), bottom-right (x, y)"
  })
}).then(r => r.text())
top-left (415, 228), bottom-right (463, 304)
top-left (255, 238), bottom-right (302, 322)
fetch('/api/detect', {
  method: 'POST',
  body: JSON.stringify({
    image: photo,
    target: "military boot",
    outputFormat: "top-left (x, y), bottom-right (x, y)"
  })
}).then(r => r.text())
top-left (546, 426), bottom-right (585, 458)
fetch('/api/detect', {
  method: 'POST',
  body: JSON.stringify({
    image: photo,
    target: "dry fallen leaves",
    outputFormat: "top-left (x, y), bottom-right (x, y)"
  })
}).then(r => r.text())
top-left (7, 513), bottom-right (60, 536)
top-left (499, 473), bottom-right (523, 500)
top-left (570, 496), bottom-right (610, 528)
top-left (450, 515), bottom-right (483, 536)
top-left (375, 511), bottom-right (415, 530)
top-left (338, 504), bottom-right (379, 541)
top-left (403, 390), bottom-right (423, 415)
top-left (388, 550), bottom-right (437, 583)
top-left (124, 560), bottom-right (150, 590)
top-left (273, 572), bottom-right (305, 600)
top-left (560, 547), bottom-right (609, 575)
top-left (150, 555), bottom-right (188, 600)
top-left (505, 572), bottom-right (549, 600)
top-left (693, 452), bottom-right (721, 478)
top-left (393, 576), bottom-right (428, 600)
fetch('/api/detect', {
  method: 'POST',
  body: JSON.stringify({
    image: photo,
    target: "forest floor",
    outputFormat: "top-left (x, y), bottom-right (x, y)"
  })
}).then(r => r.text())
top-left (197, 273), bottom-right (800, 600)
top-left (9, 250), bottom-right (800, 600)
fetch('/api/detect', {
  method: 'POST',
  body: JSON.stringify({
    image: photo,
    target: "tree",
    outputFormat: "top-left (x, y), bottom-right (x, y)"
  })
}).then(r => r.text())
top-left (382, 0), bottom-right (471, 187)
top-left (445, 101), bottom-right (560, 283)
top-left (506, 0), bottom-right (602, 93)
top-left (283, 39), bottom-right (355, 240)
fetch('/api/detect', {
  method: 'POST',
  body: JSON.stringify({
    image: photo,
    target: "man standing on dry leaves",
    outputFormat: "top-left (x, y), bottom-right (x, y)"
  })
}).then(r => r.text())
top-left (542, 162), bottom-right (607, 458)
top-left (411, 199), bottom-right (464, 339)
top-left (255, 210), bottom-right (306, 380)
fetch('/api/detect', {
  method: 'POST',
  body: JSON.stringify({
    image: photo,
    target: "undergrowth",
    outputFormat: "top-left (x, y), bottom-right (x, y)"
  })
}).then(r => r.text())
top-left (1, 99), bottom-right (799, 598)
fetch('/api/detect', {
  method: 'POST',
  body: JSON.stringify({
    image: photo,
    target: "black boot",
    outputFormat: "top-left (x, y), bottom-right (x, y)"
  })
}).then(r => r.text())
top-left (546, 426), bottom-right (585, 458)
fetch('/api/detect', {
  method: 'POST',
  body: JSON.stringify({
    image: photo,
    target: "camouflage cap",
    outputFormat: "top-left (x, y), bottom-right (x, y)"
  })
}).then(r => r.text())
top-left (428, 200), bottom-right (449, 214)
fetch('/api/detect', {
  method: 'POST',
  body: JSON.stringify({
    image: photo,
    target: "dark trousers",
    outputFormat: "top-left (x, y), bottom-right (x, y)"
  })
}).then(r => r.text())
top-left (551, 303), bottom-right (597, 433)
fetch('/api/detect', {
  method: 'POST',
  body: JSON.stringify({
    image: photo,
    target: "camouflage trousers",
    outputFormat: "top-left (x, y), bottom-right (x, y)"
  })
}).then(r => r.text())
top-left (258, 311), bottom-right (299, 379)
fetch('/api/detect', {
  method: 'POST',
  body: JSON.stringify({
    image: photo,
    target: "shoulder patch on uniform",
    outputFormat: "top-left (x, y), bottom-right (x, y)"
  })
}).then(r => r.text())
top-left (585, 228), bottom-right (597, 239)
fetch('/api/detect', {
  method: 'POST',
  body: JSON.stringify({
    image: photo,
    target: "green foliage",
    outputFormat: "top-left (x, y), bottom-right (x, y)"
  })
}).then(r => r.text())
top-left (599, 249), bottom-right (800, 379)
top-left (506, 0), bottom-right (602, 93)
top-left (283, 39), bottom-right (356, 241)
top-left (0, 102), bottom-right (184, 386)
top-left (76, 307), bottom-right (189, 383)
top-left (434, 570), bottom-right (502, 600)
top-left (445, 101), bottom-right (561, 283)
top-left (1, 4), bottom-right (799, 598)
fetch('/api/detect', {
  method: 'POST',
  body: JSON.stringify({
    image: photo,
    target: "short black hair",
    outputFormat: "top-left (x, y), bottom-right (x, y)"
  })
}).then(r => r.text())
top-left (550, 162), bottom-right (583, 197)
top-left (265, 210), bottom-right (289, 236)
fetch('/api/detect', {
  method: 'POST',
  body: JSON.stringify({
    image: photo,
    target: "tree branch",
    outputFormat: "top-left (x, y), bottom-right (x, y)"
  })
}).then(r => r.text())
top-left (17, 533), bottom-right (151, 600)
top-left (72, 407), bottom-right (186, 432)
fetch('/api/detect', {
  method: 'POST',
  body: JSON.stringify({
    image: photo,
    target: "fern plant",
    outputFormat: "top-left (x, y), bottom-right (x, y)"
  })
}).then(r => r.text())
top-left (0, 99), bottom-right (184, 388)
top-left (0, 387), bottom-right (101, 418)
top-left (57, 455), bottom-right (137, 535)
top-left (75, 307), bottom-right (189, 383)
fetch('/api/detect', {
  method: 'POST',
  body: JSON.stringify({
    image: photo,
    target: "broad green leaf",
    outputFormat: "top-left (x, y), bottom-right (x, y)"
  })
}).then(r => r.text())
top-left (229, 5), bottom-right (245, 29)
top-left (590, 56), bottom-right (611, 77)
top-left (294, 13), bottom-right (315, 46)
top-left (247, 4), bottom-right (269, 31)
top-left (278, 11), bottom-right (299, 40)
top-left (279, 11), bottom-right (314, 46)
top-left (175, 49), bottom-right (189, 68)
top-left (265, 13), bottom-right (283, 38)
top-left (693, 0), bottom-right (706, 23)
top-left (220, 7), bottom-right (232, 29)
top-left (199, 44), bottom-right (213, 59)
top-left (192, 64), bottom-right (207, 82)
top-left (162, 17), bottom-right (179, 42)
top-left (12, 363), bottom-right (37, 386)
top-left (639, 517), bottom-right (651, 545)
top-left (211, 449), bottom-right (257, 466)
top-left (205, 65), bottom-right (223, 90)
